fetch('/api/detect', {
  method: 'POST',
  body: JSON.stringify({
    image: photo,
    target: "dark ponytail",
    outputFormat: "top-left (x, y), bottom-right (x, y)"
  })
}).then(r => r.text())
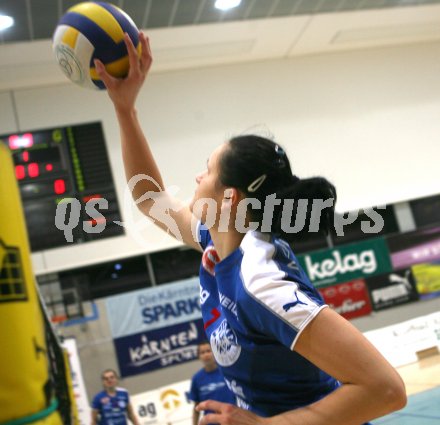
top-left (272, 177), bottom-right (336, 242)
top-left (219, 135), bottom-right (336, 242)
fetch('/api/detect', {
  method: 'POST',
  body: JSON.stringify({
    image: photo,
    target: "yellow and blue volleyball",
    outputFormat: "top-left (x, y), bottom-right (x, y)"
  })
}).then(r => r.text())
top-left (52, 1), bottom-right (141, 90)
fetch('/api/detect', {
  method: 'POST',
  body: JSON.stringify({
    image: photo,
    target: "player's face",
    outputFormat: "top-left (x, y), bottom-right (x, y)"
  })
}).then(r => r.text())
top-left (198, 343), bottom-right (216, 367)
top-left (190, 144), bottom-right (226, 224)
top-left (102, 372), bottom-right (118, 391)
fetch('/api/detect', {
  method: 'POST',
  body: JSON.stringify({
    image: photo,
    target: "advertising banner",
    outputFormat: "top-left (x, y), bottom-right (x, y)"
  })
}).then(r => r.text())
top-left (131, 387), bottom-right (161, 425)
top-left (114, 319), bottom-right (205, 377)
top-left (131, 379), bottom-right (193, 425)
top-left (106, 278), bottom-right (205, 377)
top-left (106, 277), bottom-right (201, 339)
top-left (411, 262), bottom-right (440, 300)
top-left (387, 226), bottom-right (440, 269)
top-left (297, 237), bottom-right (392, 288)
top-left (365, 268), bottom-right (419, 311)
top-left (61, 338), bottom-right (91, 425)
top-left (318, 279), bottom-right (372, 320)
top-left (427, 311), bottom-right (440, 345)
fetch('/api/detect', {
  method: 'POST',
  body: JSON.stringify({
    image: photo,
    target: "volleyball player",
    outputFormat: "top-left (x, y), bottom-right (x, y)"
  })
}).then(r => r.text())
top-left (94, 32), bottom-right (406, 425)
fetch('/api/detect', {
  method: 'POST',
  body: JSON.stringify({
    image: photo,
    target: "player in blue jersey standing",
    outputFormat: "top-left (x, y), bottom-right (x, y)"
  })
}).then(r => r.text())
top-left (189, 341), bottom-right (236, 425)
top-left (96, 32), bottom-right (407, 425)
top-left (91, 369), bottom-right (140, 425)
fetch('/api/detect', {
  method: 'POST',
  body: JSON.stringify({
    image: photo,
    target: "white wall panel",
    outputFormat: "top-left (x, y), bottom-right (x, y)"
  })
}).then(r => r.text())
top-left (4, 40), bottom-right (440, 272)
top-left (0, 91), bottom-right (18, 134)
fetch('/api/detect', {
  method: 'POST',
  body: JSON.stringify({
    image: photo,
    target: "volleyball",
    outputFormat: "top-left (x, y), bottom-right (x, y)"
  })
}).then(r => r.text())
top-left (52, 1), bottom-right (141, 90)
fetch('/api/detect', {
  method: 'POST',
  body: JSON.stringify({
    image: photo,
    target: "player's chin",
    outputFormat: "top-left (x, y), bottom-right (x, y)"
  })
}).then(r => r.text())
top-left (188, 198), bottom-right (197, 215)
top-left (189, 196), bottom-right (204, 220)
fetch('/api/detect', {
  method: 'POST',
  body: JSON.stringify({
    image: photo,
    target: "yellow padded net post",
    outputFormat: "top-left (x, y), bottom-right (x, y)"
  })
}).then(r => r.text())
top-left (0, 143), bottom-right (63, 425)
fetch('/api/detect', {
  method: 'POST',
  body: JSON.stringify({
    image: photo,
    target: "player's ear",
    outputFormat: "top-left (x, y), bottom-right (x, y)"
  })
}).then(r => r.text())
top-left (222, 188), bottom-right (240, 206)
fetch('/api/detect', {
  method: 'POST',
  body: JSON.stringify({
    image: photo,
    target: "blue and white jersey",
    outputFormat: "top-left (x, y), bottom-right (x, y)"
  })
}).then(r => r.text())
top-left (92, 388), bottom-right (130, 425)
top-left (198, 225), bottom-right (340, 417)
top-left (188, 367), bottom-right (236, 409)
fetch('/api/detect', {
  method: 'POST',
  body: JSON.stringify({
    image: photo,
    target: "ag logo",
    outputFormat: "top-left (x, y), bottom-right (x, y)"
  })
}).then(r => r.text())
top-left (160, 388), bottom-right (181, 410)
top-left (0, 239), bottom-right (28, 303)
top-left (210, 319), bottom-right (241, 366)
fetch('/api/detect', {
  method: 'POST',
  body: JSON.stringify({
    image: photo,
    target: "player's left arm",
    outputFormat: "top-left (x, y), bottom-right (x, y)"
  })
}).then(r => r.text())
top-left (127, 402), bottom-right (141, 425)
top-left (198, 308), bottom-right (407, 425)
top-left (193, 404), bottom-right (201, 425)
top-left (279, 307), bottom-right (407, 423)
top-left (90, 408), bottom-right (99, 425)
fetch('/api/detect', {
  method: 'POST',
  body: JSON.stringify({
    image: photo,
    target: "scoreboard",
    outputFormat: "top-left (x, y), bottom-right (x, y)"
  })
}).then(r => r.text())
top-left (0, 122), bottom-right (124, 252)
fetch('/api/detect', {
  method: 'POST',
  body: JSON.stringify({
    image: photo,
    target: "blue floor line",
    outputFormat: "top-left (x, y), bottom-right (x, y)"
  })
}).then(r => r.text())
top-left (372, 385), bottom-right (440, 424)
top-left (391, 412), bottom-right (440, 419)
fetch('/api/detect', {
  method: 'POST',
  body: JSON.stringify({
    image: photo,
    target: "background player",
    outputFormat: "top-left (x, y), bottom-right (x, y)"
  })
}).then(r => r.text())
top-left (189, 341), bottom-right (236, 425)
top-left (91, 369), bottom-right (140, 425)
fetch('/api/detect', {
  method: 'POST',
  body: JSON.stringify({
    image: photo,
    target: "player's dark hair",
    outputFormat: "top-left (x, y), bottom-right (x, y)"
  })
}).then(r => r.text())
top-left (219, 135), bottom-right (336, 243)
top-left (197, 340), bottom-right (211, 356)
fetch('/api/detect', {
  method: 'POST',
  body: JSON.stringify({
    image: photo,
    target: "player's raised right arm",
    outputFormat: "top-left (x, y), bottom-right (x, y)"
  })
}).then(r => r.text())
top-left (95, 32), bottom-right (200, 251)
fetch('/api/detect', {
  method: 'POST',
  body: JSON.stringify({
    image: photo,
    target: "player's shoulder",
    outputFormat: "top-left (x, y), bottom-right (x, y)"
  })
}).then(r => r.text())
top-left (93, 390), bottom-right (106, 398)
top-left (115, 387), bottom-right (129, 396)
top-left (92, 390), bottom-right (108, 405)
top-left (192, 367), bottom-right (209, 381)
top-left (239, 231), bottom-right (286, 289)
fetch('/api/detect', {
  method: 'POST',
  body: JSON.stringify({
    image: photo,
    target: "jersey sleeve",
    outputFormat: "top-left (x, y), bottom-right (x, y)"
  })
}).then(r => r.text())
top-left (240, 271), bottom-right (327, 350)
top-left (238, 234), bottom-right (329, 350)
top-left (91, 393), bottom-right (101, 409)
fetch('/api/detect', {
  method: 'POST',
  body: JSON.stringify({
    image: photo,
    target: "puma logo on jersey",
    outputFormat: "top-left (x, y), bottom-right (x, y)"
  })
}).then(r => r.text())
top-left (282, 292), bottom-right (307, 312)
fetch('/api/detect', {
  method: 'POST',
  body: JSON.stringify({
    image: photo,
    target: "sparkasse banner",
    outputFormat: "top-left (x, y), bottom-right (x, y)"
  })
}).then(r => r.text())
top-left (297, 237), bottom-right (392, 288)
top-left (106, 277), bottom-right (205, 376)
top-left (106, 277), bottom-right (201, 338)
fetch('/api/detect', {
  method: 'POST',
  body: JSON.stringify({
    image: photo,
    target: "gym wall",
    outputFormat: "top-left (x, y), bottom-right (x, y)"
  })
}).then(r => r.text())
top-left (0, 40), bottom-right (439, 275)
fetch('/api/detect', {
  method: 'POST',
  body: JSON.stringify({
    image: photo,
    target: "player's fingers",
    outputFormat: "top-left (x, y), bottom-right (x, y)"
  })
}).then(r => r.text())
top-left (139, 32), bottom-right (152, 74)
top-left (94, 59), bottom-right (115, 88)
top-left (198, 413), bottom-right (221, 425)
top-left (124, 32), bottom-right (140, 71)
top-left (196, 400), bottom-right (224, 413)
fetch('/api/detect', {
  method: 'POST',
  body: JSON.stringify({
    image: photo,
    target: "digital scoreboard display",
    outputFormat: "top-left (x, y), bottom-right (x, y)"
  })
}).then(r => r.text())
top-left (0, 122), bottom-right (124, 252)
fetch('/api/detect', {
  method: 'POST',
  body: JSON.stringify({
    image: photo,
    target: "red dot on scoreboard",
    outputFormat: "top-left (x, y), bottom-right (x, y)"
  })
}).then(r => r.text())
top-left (54, 179), bottom-right (66, 195)
top-left (15, 165), bottom-right (26, 180)
top-left (28, 162), bottom-right (39, 178)
top-left (46, 163), bottom-right (53, 171)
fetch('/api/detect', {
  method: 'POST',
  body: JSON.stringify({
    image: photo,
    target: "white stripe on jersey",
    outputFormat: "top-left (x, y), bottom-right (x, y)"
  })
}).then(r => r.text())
top-left (239, 230), bottom-right (326, 349)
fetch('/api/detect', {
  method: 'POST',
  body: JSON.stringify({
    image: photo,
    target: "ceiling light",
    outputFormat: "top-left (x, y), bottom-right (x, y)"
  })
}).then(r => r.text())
top-left (214, 0), bottom-right (242, 11)
top-left (0, 15), bottom-right (14, 31)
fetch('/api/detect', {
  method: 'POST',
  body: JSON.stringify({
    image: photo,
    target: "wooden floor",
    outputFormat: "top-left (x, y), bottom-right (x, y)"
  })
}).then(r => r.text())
top-left (373, 354), bottom-right (440, 424)
top-left (398, 354), bottom-right (440, 396)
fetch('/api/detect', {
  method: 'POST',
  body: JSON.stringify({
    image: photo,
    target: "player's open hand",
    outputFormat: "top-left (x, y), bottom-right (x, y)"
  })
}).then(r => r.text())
top-left (196, 400), bottom-right (268, 425)
top-left (94, 31), bottom-right (152, 111)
